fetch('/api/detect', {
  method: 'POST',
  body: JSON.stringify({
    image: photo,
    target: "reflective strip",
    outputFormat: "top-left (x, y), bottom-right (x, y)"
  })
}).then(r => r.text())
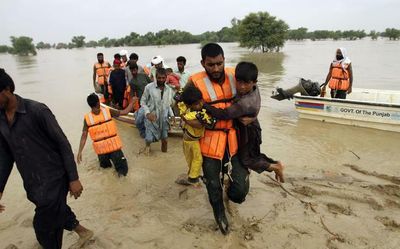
top-left (228, 74), bottom-right (236, 96)
top-left (101, 108), bottom-right (110, 121)
top-left (88, 113), bottom-right (95, 126)
top-left (203, 77), bottom-right (217, 101)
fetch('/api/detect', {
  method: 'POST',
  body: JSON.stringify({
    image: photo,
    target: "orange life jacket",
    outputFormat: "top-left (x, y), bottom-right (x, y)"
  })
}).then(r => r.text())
top-left (95, 62), bottom-right (111, 85)
top-left (84, 107), bottom-right (122, 155)
top-left (122, 85), bottom-right (132, 109)
top-left (328, 62), bottom-right (350, 91)
top-left (191, 68), bottom-right (238, 160)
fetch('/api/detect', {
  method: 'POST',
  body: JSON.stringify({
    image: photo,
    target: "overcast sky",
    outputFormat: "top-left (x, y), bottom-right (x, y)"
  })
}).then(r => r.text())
top-left (0, 0), bottom-right (399, 45)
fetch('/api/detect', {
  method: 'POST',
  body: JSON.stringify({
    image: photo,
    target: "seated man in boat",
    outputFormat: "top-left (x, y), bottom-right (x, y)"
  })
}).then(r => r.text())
top-left (129, 62), bottom-right (152, 111)
top-left (136, 68), bottom-right (175, 155)
top-left (77, 93), bottom-right (136, 177)
top-left (322, 47), bottom-right (353, 99)
top-left (175, 56), bottom-right (190, 89)
top-left (203, 62), bottom-right (285, 179)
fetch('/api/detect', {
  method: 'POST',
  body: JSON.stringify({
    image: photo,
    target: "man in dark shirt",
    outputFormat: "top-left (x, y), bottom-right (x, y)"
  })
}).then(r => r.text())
top-left (129, 62), bottom-right (152, 104)
top-left (0, 69), bottom-right (93, 249)
top-left (109, 59), bottom-right (127, 109)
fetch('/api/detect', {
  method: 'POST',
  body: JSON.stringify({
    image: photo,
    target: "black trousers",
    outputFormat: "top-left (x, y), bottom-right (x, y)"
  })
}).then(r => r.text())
top-left (98, 149), bottom-right (128, 176)
top-left (32, 178), bottom-right (79, 249)
top-left (330, 89), bottom-right (347, 99)
top-left (202, 154), bottom-right (250, 217)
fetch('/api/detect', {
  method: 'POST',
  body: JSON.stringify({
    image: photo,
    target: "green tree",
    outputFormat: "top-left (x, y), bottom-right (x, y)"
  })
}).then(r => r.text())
top-left (238, 12), bottom-right (289, 52)
top-left (10, 36), bottom-right (37, 55)
top-left (36, 41), bottom-right (51, 49)
top-left (71, 35), bottom-right (86, 48)
top-left (287, 27), bottom-right (308, 40)
top-left (55, 43), bottom-right (68, 49)
top-left (383, 28), bottom-right (400, 40)
top-left (85, 40), bottom-right (98, 48)
top-left (369, 30), bottom-right (379, 40)
top-left (0, 45), bottom-right (10, 53)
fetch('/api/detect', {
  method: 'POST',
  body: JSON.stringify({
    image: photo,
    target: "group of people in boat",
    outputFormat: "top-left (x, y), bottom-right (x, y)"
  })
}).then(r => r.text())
top-left (0, 44), bottom-right (352, 248)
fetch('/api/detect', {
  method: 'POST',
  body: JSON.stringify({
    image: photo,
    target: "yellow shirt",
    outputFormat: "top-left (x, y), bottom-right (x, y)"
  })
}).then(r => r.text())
top-left (178, 102), bottom-right (213, 139)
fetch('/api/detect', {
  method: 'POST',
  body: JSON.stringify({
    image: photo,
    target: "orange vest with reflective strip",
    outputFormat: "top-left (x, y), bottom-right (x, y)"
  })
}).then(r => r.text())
top-left (95, 62), bottom-right (111, 85)
top-left (191, 68), bottom-right (238, 160)
top-left (84, 107), bottom-right (122, 155)
top-left (328, 62), bottom-right (350, 91)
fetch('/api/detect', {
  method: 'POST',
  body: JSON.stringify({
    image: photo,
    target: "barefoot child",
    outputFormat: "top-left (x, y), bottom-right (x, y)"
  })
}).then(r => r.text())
top-left (203, 62), bottom-right (284, 181)
top-left (176, 86), bottom-right (215, 186)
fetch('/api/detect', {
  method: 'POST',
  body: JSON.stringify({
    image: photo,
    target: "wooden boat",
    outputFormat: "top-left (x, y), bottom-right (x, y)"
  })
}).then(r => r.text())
top-left (100, 103), bottom-right (183, 134)
top-left (293, 88), bottom-right (400, 132)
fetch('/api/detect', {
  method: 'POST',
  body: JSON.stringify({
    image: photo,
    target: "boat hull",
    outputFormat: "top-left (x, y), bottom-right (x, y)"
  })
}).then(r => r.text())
top-left (294, 90), bottom-right (400, 132)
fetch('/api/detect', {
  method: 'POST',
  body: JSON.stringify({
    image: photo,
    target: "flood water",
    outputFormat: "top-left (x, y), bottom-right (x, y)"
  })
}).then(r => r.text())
top-left (1, 39), bottom-right (399, 177)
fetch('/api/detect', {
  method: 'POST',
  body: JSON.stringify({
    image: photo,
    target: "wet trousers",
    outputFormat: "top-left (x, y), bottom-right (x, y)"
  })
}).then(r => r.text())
top-left (183, 140), bottom-right (202, 179)
top-left (202, 154), bottom-right (250, 217)
top-left (32, 178), bottom-right (79, 249)
top-left (98, 149), bottom-right (128, 176)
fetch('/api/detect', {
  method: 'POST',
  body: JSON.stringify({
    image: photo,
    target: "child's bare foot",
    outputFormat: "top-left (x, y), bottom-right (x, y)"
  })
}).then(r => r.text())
top-left (69, 225), bottom-right (94, 249)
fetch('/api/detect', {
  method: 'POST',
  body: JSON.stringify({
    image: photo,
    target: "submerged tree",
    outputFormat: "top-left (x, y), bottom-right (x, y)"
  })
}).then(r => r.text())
top-left (10, 36), bottom-right (37, 55)
top-left (383, 28), bottom-right (400, 40)
top-left (71, 36), bottom-right (86, 48)
top-left (238, 12), bottom-right (289, 52)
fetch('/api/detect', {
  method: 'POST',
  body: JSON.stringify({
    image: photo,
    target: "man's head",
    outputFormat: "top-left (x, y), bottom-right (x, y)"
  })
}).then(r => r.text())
top-left (152, 56), bottom-right (164, 69)
top-left (156, 68), bottom-right (167, 86)
top-left (113, 59), bottom-right (121, 69)
top-left (114, 53), bottom-right (121, 61)
top-left (181, 86), bottom-right (203, 111)
top-left (120, 50), bottom-right (128, 62)
top-left (176, 56), bottom-right (186, 72)
top-left (97, 53), bottom-right (104, 63)
top-left (129, 62), bottom-right (139, 77)
top-left (129, 53), bottom-right (139, 62)
top-left (0, 69), bottom-right (15, 109)
top-left (201, 43), bottom-right (225, 83)
top-left (87, 93), bottom-right (100, 112)
top-left (235, 62), bottom-right (258, 96)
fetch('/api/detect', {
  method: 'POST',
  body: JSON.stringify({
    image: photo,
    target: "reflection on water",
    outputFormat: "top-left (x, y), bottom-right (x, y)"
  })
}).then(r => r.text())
top-left (15, 55), bottom-right (37, 69)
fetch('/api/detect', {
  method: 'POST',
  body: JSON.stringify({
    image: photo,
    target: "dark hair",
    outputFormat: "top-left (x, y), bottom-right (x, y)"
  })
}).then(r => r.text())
top-left (129, 62), bottom-right (138, 70)
top-left (87, 93), bottom-right (99, 108)
top-left (165, 68), bottom-right (173, 73)
top-left (0, 68), bottom-right (15, 93)
top-left (129, 53), bottom-right (138, 60)
top-left (235, 62), bottom-right (258, 82)
top-left (156, 67), bottom-right (167, 76)
top-left (201, 43), bottom-right (224, 60)
top-left (97, 52), bottom-right (103, 57)
top-left (181, 86), bottom-right (202, 105)
top-left (114, 53), bottom-right (121, 60)
top-left (176, 56), bottom-right (186, 64)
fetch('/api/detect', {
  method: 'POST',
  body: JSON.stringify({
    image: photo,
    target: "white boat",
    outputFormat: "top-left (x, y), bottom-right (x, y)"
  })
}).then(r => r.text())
top-left (100, 103), bottom-right (183, 134)
top-left (293, 88), bottom-right (400, 132)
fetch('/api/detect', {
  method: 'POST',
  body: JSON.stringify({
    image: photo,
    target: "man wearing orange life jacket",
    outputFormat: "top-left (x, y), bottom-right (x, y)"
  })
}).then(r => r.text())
top-left (76, 93), bottom-right (136, 177)
top-left (93, 53), bottom-right (111, 98)
top-left (184, 43), bottom-right (250, 235)
top-left (323, 47), bottom-right (353, 99)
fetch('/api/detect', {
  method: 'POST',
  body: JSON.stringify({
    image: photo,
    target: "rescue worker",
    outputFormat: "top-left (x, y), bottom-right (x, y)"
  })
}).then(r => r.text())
top-left (0, 69), bottom-right (93, 249)
top-left (323, 47), bottom-right (353, 99)
top-left (184, 43), bottom-right (248, 235)
top-left (93, 52), bottom-right (111, 98)
top-left (76, 93), bottom-right (136, 177)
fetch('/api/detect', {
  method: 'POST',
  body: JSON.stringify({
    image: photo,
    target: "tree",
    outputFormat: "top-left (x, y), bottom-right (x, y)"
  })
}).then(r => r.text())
top-left (0, 45), bottom-right (10, 53)
top-left (71, 36), bottom-right (86, 48)
top-left (36, 41), bottom-right (51, 49)
top-left (287, 27), bottom-right (308, 40)
top-left (55, 43), bottom-right (68, 49)
top-left (383, 28), bottom-right (400, 40)
top-left (10, 36), bottom-right (37, 55)
top-left (369, 30), bottom-right (379, 40)
top-left (238, 12), bottom-right (289, 52)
